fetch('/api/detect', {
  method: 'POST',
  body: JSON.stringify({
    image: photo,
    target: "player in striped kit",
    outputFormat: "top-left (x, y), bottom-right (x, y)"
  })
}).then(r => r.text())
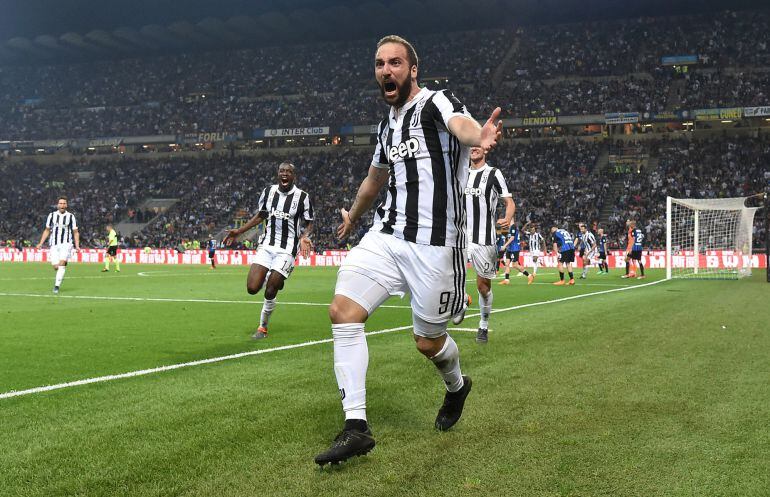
top-left (577, 223), bottom-right (597, 279)
top-left (596, 227), bottom-right (609, 274)
top-left (523, 221), bottom-right (546, 276)
top-left (499, 224), bottom-right (534, 285)
top-left (465, 146), bottom-right (515, 343)
top-left (551, 226), bottom-right (576, 286)
top-left (315, 35), bottom-right (503, 466)
top-left (622, 219), bottom-right (646, 279)
top-left (36, 196), bottom-right (80, 294)
top-left (224, 162), bottom-right (314, 339)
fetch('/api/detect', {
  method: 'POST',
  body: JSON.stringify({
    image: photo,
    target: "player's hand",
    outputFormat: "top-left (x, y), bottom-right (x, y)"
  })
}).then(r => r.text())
top-left (299, 236), bottom-right (313, 258)
top-left (337, 208), bottom-right (354, 240)
top-left (35, 243), bottom-right (42, 249)
top-left (480, 107), bottom-right (503, 152)
top-left (223, 229), bottom-right (240, 246)
top-left (496, 217), bottom-right (510, 230)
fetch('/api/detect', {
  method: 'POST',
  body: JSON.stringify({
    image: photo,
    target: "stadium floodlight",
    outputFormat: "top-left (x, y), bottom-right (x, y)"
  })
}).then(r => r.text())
top-left (666, 196), bottom-right (762, 280)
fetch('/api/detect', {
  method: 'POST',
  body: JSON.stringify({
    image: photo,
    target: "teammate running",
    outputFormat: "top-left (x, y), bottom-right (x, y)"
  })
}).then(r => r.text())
top-left (550, 226), bottom-right (575, 286)
top-left (224, 162), bottom-right (314, 338)
top-left (36, 196), bottom-right (80, 294)
top-left (464, 146), bottom-right (515, 343)
top-left (315, 35), bottom-right (502, 466)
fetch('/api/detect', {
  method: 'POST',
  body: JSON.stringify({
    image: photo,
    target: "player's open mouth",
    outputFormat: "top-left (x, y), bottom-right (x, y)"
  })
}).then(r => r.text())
top-left (383, 81), bottom-right (397, 94)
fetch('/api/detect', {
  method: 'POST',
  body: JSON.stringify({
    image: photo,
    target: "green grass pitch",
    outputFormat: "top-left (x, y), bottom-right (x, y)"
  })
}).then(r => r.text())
top-left (0, 262), bottom-right (768, 496)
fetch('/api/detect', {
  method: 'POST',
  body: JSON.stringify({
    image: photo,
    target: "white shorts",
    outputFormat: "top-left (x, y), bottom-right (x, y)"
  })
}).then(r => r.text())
top-left (467, 242), bottom-right (498, 279)
top-left (335, 231), bottom-right (466, 325)
top-left (530, 250), bottom-right (543, 258)
top-left (584, 248), bottom-right (597, 260)
top-left (254, 245), bottom-right (295, 278)
top-left (49, 244), bottom-right (73, 265)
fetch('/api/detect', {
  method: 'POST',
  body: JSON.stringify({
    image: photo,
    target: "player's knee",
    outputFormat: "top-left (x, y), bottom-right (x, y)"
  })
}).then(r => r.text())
top-left (329, 297), bottom-right (367, 324)
top-left (246, 280), bottom-right (261, 295)
top-left (264, 285), bottom-right (279, 300)
top-left (413, 334), bottom-right (444, 357)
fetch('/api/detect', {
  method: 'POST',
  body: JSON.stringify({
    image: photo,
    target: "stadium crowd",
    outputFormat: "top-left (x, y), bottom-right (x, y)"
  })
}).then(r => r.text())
top-left (1, 10), bottom-right (769, 140)
top-left (2, 134), bottom-right (767, 253)
top-left (604, 135), bottom-right (770, 246)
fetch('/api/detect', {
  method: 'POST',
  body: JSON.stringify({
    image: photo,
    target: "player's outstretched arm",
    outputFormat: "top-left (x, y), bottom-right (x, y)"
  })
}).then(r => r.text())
top-left (73, 228), bottom-right (80, 251)
top-left (223, 214), bottom-right (265, 246)
top-left (447, 107), bottom-right (502, 152)
top-left (337, 165), bottom-right (390, 240)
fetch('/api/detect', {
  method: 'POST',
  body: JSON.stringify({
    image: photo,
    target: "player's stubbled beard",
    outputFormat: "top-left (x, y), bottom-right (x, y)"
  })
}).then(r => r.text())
top-left (380, 75), bottom-right (412, 108)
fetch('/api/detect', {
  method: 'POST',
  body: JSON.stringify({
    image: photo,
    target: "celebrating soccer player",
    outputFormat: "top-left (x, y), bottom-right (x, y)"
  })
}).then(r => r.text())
top-left (224, 162), bottom-right (314, 338)
top-left (36, 196), bottom-right (80, 294)
top-left (623, 219), bottom-right (646, 279)
top-left (315, 35), bottom-right (503, 466)
top-left (551, 226), bottom-right (576, 286)
top-left (102, 224), bottom-right (120, 272)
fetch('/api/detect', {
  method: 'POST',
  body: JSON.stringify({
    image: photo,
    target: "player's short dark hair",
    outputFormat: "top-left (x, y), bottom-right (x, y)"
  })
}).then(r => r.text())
top-left (57, 196), bottom-right (68, 202)
top-left (278, 162), bottom-right (295, 172)
top-left (377, 35), bottom-right (419, 70)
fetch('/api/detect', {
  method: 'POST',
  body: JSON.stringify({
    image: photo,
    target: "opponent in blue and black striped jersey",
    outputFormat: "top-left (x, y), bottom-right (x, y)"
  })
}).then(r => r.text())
top-left (550, 227), bottom-right (575, 284)
top-left (623, 220), bottom-right (646, 279)
top-left (207, 237), bottom-right (218, 269)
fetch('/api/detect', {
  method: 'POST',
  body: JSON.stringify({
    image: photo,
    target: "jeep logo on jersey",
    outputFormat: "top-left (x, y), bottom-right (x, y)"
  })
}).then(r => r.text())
top-left (388, 137), bottom-right (420, 162)
top-left (464, 187), bottom-right (483, 197)
top-left (270, 208), bottom-right (293, 220)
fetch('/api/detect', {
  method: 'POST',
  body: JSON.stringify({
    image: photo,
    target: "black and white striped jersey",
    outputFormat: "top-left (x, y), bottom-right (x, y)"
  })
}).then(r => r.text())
top-left (465, 164), bottom-right (511, 246)
top-left (44, 210), bottom-right (78, 246)
top-left (256, 185), bottom-right (313, 257)
top-left (526, 231), bottom-right (546, 252)
top-left (370, 87), bottom-right (473, 249)
top-left (582, 231), bottom-right (597, 251)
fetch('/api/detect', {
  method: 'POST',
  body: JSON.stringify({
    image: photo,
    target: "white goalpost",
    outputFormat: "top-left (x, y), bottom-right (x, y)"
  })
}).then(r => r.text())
top-left (666, 196), bottom-right (760, 280)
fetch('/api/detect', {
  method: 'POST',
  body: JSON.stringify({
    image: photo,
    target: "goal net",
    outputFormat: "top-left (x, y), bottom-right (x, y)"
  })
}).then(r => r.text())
top-left (666, 196), bottom-right (760, 280)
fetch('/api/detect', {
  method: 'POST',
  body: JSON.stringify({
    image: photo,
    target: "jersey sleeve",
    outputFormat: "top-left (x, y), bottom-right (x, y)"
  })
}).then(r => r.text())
top-left (71, 215), bottom-right (78, 230)
top-left (432, 90), bottom-right (473, 130)
top-left (302, 192), bottom-right (314, 222)
top-left (371, 120), bottom-right (390, 169)
top-left (492, 169), bottom-right (511, 197)
top-left (45, 213), bottom-right (52, 229)
top-left (256, 187), bottom-right (269, 217)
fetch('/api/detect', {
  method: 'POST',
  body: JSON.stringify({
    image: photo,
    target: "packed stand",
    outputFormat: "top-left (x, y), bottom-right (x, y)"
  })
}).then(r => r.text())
top-left (604, 135), bottom-right (770, 247)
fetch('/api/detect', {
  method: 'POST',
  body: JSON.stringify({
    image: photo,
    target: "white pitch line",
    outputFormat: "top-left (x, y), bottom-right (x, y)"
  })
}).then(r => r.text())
top-left (0, 279), bottom-right (664, 400)
top-left (0, 292), bottom-right (413, 309)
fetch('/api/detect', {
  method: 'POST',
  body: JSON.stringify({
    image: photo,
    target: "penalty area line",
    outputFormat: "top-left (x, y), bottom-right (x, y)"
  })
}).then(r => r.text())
top-left (0, 279), bottom-right (665, 400)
